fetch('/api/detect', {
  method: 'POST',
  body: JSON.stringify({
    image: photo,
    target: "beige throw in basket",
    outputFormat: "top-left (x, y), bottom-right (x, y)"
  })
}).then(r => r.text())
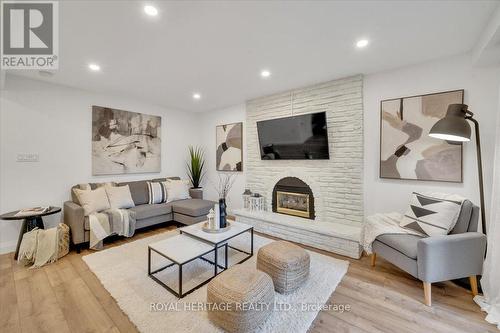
top-left (18, 223), bottom-right (70, 268)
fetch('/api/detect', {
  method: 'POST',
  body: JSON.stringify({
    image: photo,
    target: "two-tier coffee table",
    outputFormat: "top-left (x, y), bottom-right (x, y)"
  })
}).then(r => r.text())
top-left (148, 220), bottom-right (253, 298)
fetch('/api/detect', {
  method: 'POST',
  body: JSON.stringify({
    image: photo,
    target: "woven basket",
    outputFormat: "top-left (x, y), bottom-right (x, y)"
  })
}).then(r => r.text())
top-left (207, 264), bottom-right (274, 333)
top-left (57, 223), bottom-right (70, 259)
top-left (257, 240), bottom-right (310, 294)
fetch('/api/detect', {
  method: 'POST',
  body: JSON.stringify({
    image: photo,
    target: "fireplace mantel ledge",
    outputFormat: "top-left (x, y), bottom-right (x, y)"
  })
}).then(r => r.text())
top-left (233, 209), bottom-right (361, 242)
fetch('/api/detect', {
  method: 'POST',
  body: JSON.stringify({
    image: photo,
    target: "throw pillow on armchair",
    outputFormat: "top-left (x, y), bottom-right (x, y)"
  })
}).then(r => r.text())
top-left (400, 192), bottom-right (464, 236)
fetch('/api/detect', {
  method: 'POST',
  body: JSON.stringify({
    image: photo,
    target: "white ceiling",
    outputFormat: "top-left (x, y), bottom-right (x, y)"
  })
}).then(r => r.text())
top-left (8, 0), bottom-right (500, 112)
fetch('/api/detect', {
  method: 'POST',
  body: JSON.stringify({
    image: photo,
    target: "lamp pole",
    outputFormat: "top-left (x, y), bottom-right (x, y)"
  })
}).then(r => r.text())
top-left (465, 111), bottom-right (487, 235)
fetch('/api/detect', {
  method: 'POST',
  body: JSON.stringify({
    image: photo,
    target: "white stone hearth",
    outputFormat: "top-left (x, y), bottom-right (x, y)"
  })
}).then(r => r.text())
top-left (234, 209), bottom-right (362, 259)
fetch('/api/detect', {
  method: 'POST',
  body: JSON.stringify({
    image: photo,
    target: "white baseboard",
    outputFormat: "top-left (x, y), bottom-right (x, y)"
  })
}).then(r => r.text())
top-left (0, 240), bottom-right (16, 255)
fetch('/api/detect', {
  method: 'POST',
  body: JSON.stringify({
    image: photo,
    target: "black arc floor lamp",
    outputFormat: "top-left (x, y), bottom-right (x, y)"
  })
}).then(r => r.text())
top-left (429, 103), bottom-right (486, 235)
top-left (429, 103), bottom-right (486, 292)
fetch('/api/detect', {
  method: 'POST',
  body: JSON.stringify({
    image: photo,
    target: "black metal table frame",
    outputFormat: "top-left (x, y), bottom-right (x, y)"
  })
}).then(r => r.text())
top-left (148, 227), bottom-right (253, 298)
top-left (180, 227), bottom-right (254, 272)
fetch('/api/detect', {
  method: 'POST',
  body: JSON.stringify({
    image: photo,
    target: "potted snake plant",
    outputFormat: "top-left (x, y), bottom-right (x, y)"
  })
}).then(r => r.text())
top-left (186, 146), bottom-right (206, 198)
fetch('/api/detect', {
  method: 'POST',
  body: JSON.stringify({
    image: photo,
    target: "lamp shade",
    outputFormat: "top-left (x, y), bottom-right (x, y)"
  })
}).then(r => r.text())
top-left (429, 104), bottom-right (471, 142)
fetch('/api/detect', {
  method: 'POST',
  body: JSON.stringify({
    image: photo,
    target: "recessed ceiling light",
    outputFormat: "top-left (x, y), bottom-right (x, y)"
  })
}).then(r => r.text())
top-left (260, 70), bottom-right (271, 78)
top-left (356, 39), bottom-right (369, 48)
top-left (144, 5), bottom-right (158, 16)
top-left (88, 63), bottom-right (100, 71)
top-left (193, 93), bottom-right (201, 100)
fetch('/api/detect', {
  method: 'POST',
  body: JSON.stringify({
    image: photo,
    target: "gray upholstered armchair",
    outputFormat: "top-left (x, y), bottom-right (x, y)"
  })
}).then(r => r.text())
top-left (371, 200), bottom-right (487, 306)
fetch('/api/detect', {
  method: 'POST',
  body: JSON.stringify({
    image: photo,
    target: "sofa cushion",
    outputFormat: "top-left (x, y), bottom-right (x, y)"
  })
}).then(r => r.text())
top-left (118, 180), bottom-right (149, 205)
top-left (172, 199), bottom-right (214, 217)
top-left (375, 234), bottom-right (423, 259)
top-left (450, 199), bottom-right (473, 234)
top-left (128, 203), bottom-right (173, 220)
top-left (151, 177), bottom-right (180, 182)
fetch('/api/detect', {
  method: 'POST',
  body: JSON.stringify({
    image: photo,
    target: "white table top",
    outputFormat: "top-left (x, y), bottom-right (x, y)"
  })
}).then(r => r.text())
top-left (149, 234), bottom-right (214, 264)
top-left (180, 220), bottom-right (252, 244)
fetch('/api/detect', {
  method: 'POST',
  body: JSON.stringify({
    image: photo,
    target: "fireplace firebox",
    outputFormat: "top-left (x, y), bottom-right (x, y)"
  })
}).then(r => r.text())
top-left (272, 177), bottom-right (315, 220)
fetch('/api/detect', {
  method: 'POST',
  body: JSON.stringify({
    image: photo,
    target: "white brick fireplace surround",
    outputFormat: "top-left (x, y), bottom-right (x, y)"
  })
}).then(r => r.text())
top-left (234, 75), bottom-right (364, 259)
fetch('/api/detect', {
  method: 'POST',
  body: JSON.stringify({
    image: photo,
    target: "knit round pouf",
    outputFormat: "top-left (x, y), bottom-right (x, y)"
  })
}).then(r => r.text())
top-left (207, 264), bottom-right (274, 333)
top-left (257, 240), bottom-right (310, 294)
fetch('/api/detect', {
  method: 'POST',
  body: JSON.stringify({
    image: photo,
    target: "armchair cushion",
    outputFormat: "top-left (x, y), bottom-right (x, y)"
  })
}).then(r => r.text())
top-left (417, 232), bottom-right (486, 283)
top-left (450, 199), bottom-right (474, 234)
top-left (372, 240), bottom-right (418, 277)
top-left (375, 234), bottom-right (423, 259)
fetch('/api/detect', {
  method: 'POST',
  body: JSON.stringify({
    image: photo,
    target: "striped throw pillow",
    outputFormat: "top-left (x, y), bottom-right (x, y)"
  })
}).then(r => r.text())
top-left (147, 181), bottom-right (167, 204)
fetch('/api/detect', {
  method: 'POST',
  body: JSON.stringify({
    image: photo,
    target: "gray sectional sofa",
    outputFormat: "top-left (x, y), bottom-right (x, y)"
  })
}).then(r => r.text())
top-left (63, 177), bottom-right (215, 251)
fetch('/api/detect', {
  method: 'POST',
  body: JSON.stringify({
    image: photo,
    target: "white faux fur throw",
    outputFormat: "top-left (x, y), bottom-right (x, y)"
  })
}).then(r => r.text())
top-left (361, 192), bottom-right (468, 254)
top-left (361, 212), bottom-right (423, 254)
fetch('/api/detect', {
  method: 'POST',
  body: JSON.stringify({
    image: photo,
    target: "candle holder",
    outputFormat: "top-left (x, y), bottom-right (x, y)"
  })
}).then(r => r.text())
top-left (242, 189), bottom-right (252, 210)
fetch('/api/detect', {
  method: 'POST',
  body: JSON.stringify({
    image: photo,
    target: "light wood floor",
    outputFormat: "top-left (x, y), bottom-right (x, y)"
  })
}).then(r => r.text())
top-left (0, 223), bottom-right (495, 333)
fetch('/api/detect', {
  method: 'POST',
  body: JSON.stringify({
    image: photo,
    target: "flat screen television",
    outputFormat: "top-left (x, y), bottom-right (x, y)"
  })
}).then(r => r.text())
top-left (257, 111), bottom-right (330, 160)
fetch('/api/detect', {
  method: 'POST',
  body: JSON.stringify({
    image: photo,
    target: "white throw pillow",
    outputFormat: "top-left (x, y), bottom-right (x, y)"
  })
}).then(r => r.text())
top-left (105, 185), bottom-right (135, 209)
top-left (164, 180), bottom-right (191, 203)
top-left (74, 187), bottom-right (111, 216)
top-left (400, 192), bottom-right (463, 236)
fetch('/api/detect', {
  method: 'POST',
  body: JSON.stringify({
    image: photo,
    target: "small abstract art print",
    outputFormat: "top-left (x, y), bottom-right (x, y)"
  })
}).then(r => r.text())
top-left (380, 90), bottom-right (464, 182)
top-left (92, 106), bottom-right (161, 175)
top-left (216, 122), bottom-right (243, 171)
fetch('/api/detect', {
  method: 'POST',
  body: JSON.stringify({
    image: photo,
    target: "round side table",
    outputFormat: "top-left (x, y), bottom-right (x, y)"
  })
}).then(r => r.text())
top-left (0, 207), bottom-right (61, 260)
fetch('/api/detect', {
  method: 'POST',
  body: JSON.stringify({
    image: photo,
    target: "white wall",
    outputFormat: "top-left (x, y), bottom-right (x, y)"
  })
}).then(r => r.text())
top-left (0, 75), bottom-right (199, 253)
top-left (198, 104), bottom-right (246, 213)
top-left (364, 54), bottom-right (500, 229)
top-left (197, 54), bottom-right (500, 231)
top-left (2, 54), bottom-right (498, 253)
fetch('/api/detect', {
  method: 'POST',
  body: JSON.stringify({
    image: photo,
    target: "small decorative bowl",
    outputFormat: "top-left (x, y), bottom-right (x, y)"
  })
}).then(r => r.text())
top-left (202, 221), bottom-right (232, 233)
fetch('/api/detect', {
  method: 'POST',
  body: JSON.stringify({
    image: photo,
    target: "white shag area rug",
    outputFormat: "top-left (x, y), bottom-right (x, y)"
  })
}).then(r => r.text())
top-left (83, 230), bottom-right (349, 333)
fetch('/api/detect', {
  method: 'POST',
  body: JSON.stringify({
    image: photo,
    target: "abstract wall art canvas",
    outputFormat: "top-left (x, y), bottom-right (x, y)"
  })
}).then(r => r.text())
top-left (380, 90), bottom-right (464, 182)
top-left (92, 106), bottom-right (161, 175)
top-left (216, 122), bottom-right (243, 171)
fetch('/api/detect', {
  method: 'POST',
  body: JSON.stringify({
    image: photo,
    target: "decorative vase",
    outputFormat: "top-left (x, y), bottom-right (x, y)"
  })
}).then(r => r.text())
top-left (190, 187), bottom-right (203, 199)
top-left (219, 198), bottom-right (227, 228)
